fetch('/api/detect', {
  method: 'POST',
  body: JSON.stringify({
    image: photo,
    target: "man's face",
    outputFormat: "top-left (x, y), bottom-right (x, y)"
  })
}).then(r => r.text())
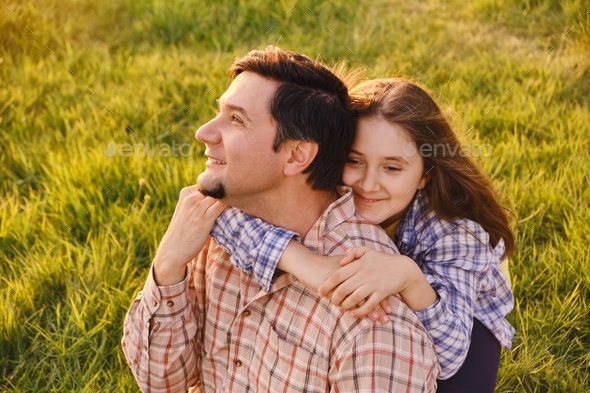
top-left (195, 71), bottom-right (285, 204)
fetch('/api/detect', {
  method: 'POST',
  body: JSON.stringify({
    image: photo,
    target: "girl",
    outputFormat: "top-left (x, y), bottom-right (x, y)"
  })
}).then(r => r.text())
top-left (211, 78), bottom-right (515, 392)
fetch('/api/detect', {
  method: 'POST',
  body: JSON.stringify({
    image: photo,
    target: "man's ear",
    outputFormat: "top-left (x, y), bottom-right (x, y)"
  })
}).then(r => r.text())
top-left (283, 141), bottom-right (319, 177)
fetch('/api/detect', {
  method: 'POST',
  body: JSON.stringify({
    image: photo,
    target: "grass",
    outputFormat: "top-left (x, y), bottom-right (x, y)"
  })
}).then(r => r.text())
top-left (1, 0), bottom-right (589, 391)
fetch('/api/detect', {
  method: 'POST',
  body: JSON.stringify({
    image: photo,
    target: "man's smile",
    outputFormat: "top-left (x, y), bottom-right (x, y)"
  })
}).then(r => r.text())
top-left (205, 155), bottom-right (227, 165)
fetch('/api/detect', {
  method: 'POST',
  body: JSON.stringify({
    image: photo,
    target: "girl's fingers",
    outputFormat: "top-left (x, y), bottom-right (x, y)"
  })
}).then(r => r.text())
top-left (339, 247), bottom-right (371, 265)
top-left (339, 248), bottom-right (361, 265)
top-left (202, 199), bottom-right (226, 219)
top-left (373, 302), bottom-right (389, 324)
top-left (328, 275), bottom-right (365, 307)
top-left (349, 299), bottom-right (369, 319)
top-left (366, 312), bottom-right (378, 322)
top-left (347, 293), bottom-right (382, 318)
top-left (319, 266), bottom-right (356, 297)
top-left (186, 185), bottom-right (201, 194)
top-left (379, 297), bottom-right (392, 314)
top-left (339, 286), bottom-right (371, 310)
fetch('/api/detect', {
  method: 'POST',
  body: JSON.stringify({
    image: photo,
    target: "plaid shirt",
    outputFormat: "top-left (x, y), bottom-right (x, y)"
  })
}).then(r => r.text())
top-left (395, 191), bottom-right (514, 379)
top-left (211, 191), bottom-right (515, 380)
top-left (122, 187), bottom-right (439, 392)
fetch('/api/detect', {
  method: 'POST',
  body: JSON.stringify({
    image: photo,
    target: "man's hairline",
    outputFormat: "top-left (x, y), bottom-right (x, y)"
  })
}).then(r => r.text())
top-left (230, 69), bottom-right (324, 179)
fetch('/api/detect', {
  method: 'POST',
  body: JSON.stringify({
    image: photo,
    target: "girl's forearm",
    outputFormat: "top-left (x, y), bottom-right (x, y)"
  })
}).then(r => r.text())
top-left (398, 256), bottom-right (439, 311)
top-left (276, 240), bottom-right (313, 274)
top-left (277, 240), bottom-right (342, 290)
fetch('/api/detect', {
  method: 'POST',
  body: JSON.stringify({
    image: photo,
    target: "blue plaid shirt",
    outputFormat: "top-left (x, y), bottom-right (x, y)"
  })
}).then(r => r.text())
top-left (210, 209), bottom-right (297, 290)
top-left (210, 191), bottom-right (514, 379)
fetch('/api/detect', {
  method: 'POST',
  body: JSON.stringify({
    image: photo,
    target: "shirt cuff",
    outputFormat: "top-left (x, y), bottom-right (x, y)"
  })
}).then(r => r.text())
top-left (253, 228), bottom-right (297, 292)
top-left (141, 264), bottom-right (191, 322)
top-left (414, 275), bottom-right (449, 330)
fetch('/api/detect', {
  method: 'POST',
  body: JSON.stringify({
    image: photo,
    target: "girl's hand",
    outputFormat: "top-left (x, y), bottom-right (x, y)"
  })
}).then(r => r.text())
top-left (318, 247), bottom-right (428, 320)
top-left (353, 298), bottom-right (393, 324)
top-left (153, 187), bottom-right (226, 285)
top-left (278, 243), bottom-right (390, 322)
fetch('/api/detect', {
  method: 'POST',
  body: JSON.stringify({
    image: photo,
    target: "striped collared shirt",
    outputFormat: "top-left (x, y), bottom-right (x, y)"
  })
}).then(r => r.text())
top-left (122, 187), bottom-right (439, 392)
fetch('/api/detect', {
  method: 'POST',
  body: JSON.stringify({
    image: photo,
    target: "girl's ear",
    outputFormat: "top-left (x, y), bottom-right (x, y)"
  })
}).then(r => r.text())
top-left (283, 140), bottom-right (319, 177)
top-left (418, 172), bottom-right (431, 190)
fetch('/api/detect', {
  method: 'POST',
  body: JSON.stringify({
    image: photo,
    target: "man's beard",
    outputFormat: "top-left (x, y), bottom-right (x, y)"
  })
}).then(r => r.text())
top-left (199, 182), bottom-right (226, 199)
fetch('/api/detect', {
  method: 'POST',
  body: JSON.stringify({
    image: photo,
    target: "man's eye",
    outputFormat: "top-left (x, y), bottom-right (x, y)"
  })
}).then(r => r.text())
top-left (231, 115), bottom-right (243, 124)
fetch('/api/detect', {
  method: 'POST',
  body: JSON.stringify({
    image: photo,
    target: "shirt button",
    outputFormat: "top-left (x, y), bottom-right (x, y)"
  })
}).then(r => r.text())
top-left (234, 359), bottom-right (242, 367)
top-left (243, 310), bottom-right (251, 317)
top-left (152, 300), bottom-right (158, 307)
top-left (166, 300), bottom-right (174, 307)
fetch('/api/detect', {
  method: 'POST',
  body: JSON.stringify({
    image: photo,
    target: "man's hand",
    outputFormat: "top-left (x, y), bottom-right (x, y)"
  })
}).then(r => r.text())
top-left (153, 186), bottom-right (226, 286)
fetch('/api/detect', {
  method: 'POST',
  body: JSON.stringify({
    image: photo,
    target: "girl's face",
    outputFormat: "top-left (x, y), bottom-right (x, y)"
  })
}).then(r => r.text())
top-left (342, 116), bottom-right (428, 228)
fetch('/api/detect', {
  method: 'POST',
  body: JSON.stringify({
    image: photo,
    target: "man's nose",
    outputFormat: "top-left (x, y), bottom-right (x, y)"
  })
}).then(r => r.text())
top-left (195, 118), bottom-right (221, 145)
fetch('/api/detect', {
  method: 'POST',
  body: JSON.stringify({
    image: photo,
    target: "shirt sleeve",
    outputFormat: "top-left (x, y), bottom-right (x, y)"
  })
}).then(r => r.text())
top-left (210, 207), bottom-right (297, 292)
top-left (329, 308), bottom-right (439, 393)
top-left (413, 220), bottom-right (501, 379)
top-left (121, 265), bottom-right (201, 392)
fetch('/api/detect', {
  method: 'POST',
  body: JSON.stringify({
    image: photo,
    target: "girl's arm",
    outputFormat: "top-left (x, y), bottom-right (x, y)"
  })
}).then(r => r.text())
top-left (406, 221), bottom-right (511, 379)
top-left (319, 219), bottom-right (512, 379)
top-left (211, 207), bottom-right (397, 320)
top-left (210, 207), bottom-right (297, 292)
top-left (211, 207), bottom-right (341, 291)
top-left (319, 248), bottom-right (438, 314)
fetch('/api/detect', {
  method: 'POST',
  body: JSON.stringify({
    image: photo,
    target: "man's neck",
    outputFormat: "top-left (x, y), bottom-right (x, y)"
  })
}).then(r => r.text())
top-left (225, 186), bottom-right (337, 238)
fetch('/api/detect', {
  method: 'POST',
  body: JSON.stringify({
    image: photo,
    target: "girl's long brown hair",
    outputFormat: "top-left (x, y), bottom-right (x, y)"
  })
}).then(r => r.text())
top-left (350, 78), bottom-right (515, 259)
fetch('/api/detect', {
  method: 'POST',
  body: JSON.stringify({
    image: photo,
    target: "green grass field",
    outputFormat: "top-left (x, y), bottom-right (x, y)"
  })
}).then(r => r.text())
top-left (1, 0), bottom-right (589, 391)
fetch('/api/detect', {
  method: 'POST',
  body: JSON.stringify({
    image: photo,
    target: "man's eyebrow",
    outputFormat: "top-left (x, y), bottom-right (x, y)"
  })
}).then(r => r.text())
top-left (350, 149), bottom-right (409, 165)
top-left (216, 98), bottom-right (253, 123)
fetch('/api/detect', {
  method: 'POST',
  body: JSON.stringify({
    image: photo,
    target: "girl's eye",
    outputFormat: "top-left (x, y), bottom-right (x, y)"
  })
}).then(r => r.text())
top-left (385, 166), bottom-right (401, 172)
top-left (347, 159), bottom-right (361, 165)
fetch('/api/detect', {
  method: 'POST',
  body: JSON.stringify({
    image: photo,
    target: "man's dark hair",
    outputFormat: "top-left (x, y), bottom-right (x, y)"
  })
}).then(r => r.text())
top-left (229, 46), bottom-right (356, 191)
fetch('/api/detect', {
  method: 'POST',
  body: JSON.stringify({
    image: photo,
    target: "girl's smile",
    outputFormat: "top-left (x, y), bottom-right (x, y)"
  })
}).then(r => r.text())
top-left (343, 116), bottom-right (428, 228)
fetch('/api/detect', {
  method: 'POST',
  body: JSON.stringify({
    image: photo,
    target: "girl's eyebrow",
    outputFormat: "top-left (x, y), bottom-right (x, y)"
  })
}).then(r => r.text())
top-left (350, 149), bottom-right (409, 165)
top-left (384, 156), bottom-right (409, 165)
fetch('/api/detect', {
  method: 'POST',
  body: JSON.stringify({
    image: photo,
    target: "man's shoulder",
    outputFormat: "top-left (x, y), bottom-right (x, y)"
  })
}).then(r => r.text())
top-left (269, 285), bottom-right (430, 361)
top-left (329, 295), bottom-right (435, 358)
top-left (327, 212), bottom-right (399, 254)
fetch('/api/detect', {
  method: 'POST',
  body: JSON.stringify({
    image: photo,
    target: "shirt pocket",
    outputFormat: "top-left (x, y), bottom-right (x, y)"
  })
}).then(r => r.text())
top-left (250, 318), bottom-right (329, 393)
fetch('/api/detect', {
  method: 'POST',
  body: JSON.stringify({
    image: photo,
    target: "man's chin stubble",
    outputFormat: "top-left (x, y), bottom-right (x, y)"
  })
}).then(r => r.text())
top-left (199, 182), bottom-right (226, 200)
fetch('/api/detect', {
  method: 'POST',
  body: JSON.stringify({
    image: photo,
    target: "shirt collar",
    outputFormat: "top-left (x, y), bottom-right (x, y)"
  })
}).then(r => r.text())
top-left (299, 186), bottom-right (356, 255)
top-left (266, 186), bottom-right (356, 295)
top-left (324, 186), bottom-right (356, 233)
top-left (397, 190), bottom-right (428, 248)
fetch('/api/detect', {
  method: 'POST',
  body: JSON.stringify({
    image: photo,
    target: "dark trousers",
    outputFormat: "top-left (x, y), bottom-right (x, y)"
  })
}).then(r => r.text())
top-left (436, 318), bottom-right (501, 393)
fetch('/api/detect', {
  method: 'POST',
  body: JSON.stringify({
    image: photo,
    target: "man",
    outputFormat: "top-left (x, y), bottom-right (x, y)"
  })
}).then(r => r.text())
top-left (122, 46), bottom-right (439, 392)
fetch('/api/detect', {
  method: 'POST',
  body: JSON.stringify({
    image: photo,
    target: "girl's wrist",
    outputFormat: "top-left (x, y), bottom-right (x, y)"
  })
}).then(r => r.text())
top-left (398, 256), bottom-right (438, 311)
top-left (276, 240), bottom-right (300, 274)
